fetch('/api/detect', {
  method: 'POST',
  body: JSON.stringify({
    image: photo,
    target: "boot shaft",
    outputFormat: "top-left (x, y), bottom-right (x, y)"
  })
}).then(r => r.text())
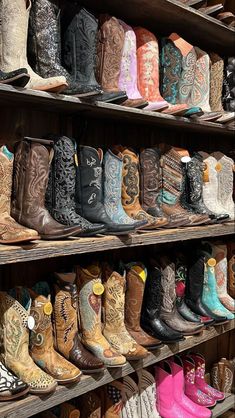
top-left (0, 146), bottom-right (14, 214)
top-left (103, 264), bottom-right (126, 331)
top-left (186, 252), bottom-right (205, 302)
top-left (159, 146), bottom-right (185, 207)
top-left (158, 256), bottom-right (177, 313)
top-left (142, 264), bottom-right (162, 319)
top-left (121, 147), bottom-right (141, 210)
top-left (160, 37), bottom-right (182, 105)
top-left (125, 263), bottom-right (146, 330)
top-left (103, 149), bottom-right (123, 207)
top-left (209, 53), bottom-right (224, 112)
top-left (190, 47), bottom-right (211, 112)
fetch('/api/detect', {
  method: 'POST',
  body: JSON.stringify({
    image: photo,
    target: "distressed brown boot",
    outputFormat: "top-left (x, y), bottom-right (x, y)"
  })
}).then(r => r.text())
top-left (102, 263), bottom-right (149, 360)
top-left (52, 272), bottom-right (104, 374)
top-left (0, 145), bottom-right (39, 244)
top-left (11, 138), bottom-right (83, 239)
top-left (227, 242), bottom-right (235, 298)
top-left (124, 262), bottom-right (162, 349)
top-left (115, 146), bottom-right (168, 229)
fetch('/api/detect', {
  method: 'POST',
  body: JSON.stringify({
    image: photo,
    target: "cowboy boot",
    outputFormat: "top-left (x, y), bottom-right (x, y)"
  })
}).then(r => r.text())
top-left (0, 0), bottom-right (67, 92)
top-left (29, 282), bottom-right (81, 384)
top-left (0, 145), bottom-right (39, 244)
top-left (188, 353), bottom-right (225, 401)
top-left (158, 256), bottom-right (204, 335)
top-left (77, 145), bottom-right (135, 234)
top-left (212, 152), bottom-right (235, 220)
top-left (45, 135), bottom-right (106, 236)
top-left (124, 262), bottom-right (162, 349)
top-left (118, 146), bottom-right (168, 228)
top-left (103, 149), bottom-right (146, 229)
top-left (52, 272), bottom-right (104, 374)
top-left (38, 403), bottom-right (81, 418)
top-left (141, 264), bottom-right (183, 343)
top-left (185, 250), bottom-right (227, 323)
top-left (223, 57), bottom-right (235, 112)
top-left (76, 390), bottom-right (101, 418)
top-left (0, 363), bottom-right (29, 401)
top-left (209, 53), bottom-right (224, 112)
top-left (96, 14), bottom-right (127, 100)
top-left (137, 369), bottom-right (160, 418)
top-left (227, 241), bottom-right (235, 298)
top-left (0, 68), bottom-right (29, 87)
top-left (211, 358), bottom-right (235, 393)
top-left (118, 20), bottom-right (148, 109)
top-left (62, 7), bottom-right (125, 104)
top-left (190, 48), bottom-right (211, 113)
top-left (200, 248), bottom-right (234, 319)
top-left (28, 0), bottom-right (98, 97)
top-left (211, 243), bottom-right (235, 312)
top-left (139, 147), bottom-right (187, 227)
top-left (102, 263), bottom-right (148, 360)
top-left (0, 290), bottom-right (57, 394)
top-left (11, 139), bottom-right (84, 239)
top-left (76, 263), bottom-right (126, 367)
top-left (159, 146), bottom-right (209, 225)
top-left (103, 377), bottom-right (140, 418)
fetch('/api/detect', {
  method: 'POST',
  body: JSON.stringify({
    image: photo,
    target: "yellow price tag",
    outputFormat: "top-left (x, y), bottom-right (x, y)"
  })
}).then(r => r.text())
top-left (208, 258), bottom-right (216, 267)
top-left (93, 283), bottom-right (104, 296)
top-left (215, 162), bottom-right (222, 172)
top-left (43, 302), bottom-right (53, 316)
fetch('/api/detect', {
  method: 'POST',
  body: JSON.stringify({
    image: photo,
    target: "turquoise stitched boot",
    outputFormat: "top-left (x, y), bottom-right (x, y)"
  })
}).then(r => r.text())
top-left (201, 254), bottom-right (234, 320)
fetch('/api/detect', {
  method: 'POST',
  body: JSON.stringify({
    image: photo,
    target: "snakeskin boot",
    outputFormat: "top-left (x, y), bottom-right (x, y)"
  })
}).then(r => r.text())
top-left (102, 262), bottom-right (149, 360)
top-left (11, 138), bottom-right (83, 239)
top-left (52, 272), bottom-right (104, 374)
top-left (0, 0), bottom-right (67, 92)
top-left (45, 135), bottom-right (105, 236)
top-left (0, 68), bottom-right (29, 87)
top-left (28, 0), bottom-right (98, 96)
top-left (0, 145), bottom-right (39, 244)
top-left (0, 290), bottom-right (57, 394)
top-left (76, 263), bottom-right (126, 367)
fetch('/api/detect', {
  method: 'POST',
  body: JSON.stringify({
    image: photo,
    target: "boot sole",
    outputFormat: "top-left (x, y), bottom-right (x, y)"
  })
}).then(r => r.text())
top-left (104, 230), bottom-right (134, 236)
top-left (0, 236), bottom-right (39, 244)
top-left (81, 367), bottom-right (105, 375)
top-left (40, 233), bottom-right (80, 240)
top-left (0, 387), bottom-right (29, 401)
top-left (57, 373), bottom-right (82, 385)
top-left (29, 383), bottom-right (57, 395)
top-left (144, 343), bottom-right (164, 351)
top-left (126, 354), bottom-right (150, 361)
top-left (74, 91), bottom-right (102, 98)
top-left (106, 362), bottom-right (127, 368)
top-left (181, 328), bottom-right (204, 336)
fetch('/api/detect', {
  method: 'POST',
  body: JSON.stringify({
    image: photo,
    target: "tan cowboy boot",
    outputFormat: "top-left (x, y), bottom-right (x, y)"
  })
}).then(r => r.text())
top-left (0, 290), bottom-right (57, 394)
top-left (0, 145), bottom-right (39, 244)
top-left (0, 0), bottom-right (67, 92)
top-left (211, 358), bottom-right (235, 392)
top-left (124, 263), bottom-right (162, 349)
top-left (29, 283), bottom-right (81, 385)
top-left (102, 263), bottom-right (149, 360)
top-left (76, 263), bottom-right (126, 367)
top-left (227, 242), bottom-right (235, 298)
top-left (115, 146), bottom-right (168, 229)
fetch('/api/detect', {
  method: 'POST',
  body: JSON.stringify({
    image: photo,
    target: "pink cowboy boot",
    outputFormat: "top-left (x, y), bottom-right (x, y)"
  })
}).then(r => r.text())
top-left (182, 357), bottom-right (216, 408)
top-left (169, 356), bottom-right (212, 418)
top-left (188, 353), bottom-right (225, 402)
top-left (118, 20), bottom-right (148, 109)
top-left (155, 362), bottom-right (196, 418)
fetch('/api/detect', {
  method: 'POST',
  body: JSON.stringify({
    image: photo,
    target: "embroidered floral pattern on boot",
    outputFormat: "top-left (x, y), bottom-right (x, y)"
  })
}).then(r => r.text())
top-left (190, 47), bottom-right (211, 112)
top-left (212, 153), bottom-right (235, 221)
top-left (209, 53), bottom-right (224, 112)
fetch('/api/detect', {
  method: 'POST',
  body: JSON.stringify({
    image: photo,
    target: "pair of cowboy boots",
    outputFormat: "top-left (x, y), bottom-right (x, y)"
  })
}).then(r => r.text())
top-left (211, 357), bottom-right (235, 393)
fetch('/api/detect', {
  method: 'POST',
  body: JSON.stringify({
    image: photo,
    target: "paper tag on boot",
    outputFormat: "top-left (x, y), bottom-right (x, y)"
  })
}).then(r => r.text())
top-left (132, 265), bottom-right (147, 282)
top-left (28, 316), bottom-right (35, 330)
top-left (208, 258), bottom-right (216, 267)
top-left (93, 283), bottom-right (104, 296)
top-left (215, 162), bottom-right (222, 172)
top-left (44, 302), bottom-right (53, 316)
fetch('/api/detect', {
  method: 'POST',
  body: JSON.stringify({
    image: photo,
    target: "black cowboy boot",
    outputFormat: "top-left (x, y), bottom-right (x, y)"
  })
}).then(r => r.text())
top-left (0, 68), bottom-right (29, 87)
top-left (185, 250), bottom-right (227, 323)
top-left (45, 136), bottom-right (106, 236)
top-left (141, 264), bottom-right (184, 343)
top-left (222, 57), bottom-right (235, 112)
top-left (28, 0), bottom-right (100, 97)
top-left (63, 7), bottom-right (127, 104)
top-left (77, 145), bottom-right (135, 235)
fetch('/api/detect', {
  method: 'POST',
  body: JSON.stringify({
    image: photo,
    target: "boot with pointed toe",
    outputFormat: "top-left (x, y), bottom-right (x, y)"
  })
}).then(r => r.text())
top-left (169, 356), bottom-right (212, 418)
top-left (29, 283), bottom-right (81, 384)
top-left (141, 264), bottom-right (183, 343)
top-left (0, 145), bottom-right (39, 244)
top-left (0, 290), bottom-right (57, 395)
top-left (11, 139), bottom-right (84, 239)
top-left (125, 262), bottom-right (162, 349)
top-left (52, 272), bottom-right (104, 374)
top-left (0, 0), bottom-right (67, 92)
top-left (102, 263), bottom-right (149, 360)
top-left (77, 145), bottom-right (135, 235)
top-left (76, 263), bottom-right (126, 367)
top-left (45, 135), bottom-right (106, 236)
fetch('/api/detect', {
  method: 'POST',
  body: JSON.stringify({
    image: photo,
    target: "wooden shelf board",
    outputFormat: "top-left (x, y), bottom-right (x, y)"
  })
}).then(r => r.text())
top-left (0, 320), bottom-right (233, 418)
top-left (0, 85), bottom-right (234, 136)
top-left (213, 393), bottom-right (235, 417)
top-left (0, 223), bottom-right (234, 265)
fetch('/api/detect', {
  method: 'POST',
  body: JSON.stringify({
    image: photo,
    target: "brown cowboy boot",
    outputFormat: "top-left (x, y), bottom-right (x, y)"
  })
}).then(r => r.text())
top-left (124, 262), bottom-right (162, 349)
top-left (29, 283), bottom-right (81, 385)
top-left (52, 272), bottom-right (104, 375)
top-left (227, 242), bottom-right (235, 298)
top-left (11, 138), bottom-right (83, 239)
top-left (0, 145), bottom-right (39, 244)
top-left (76, 391), bottom-right (101, 418)
top-left (76, 263), bottom-right (126, 367)
top-left (102, 263), bottom-right (149, 360)
top-left (115, 146), bottom-right (168, 229)
top-left (211, 358), bottom-right (235, 393)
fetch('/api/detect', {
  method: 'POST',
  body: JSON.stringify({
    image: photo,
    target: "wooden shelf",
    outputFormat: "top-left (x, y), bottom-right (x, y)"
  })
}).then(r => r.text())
top-left (0, 223), bottom-right (234, 265)
top-left (0, 85), bottom-right (234, 137)
top-left (0, 320), bottom-right (233, 418)
top-left (213, 394), bottom-right (235, 417)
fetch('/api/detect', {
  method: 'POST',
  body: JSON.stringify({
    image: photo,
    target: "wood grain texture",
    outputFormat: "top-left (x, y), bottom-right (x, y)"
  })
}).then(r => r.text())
top-left (212, 394), bottom-right (235, 417)
top-left (0, 223), bottom-right (234, 265)
top-left (0, 85), bottom-right (234, 137)
top-left (0, 321), bottom-right (233, 418)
